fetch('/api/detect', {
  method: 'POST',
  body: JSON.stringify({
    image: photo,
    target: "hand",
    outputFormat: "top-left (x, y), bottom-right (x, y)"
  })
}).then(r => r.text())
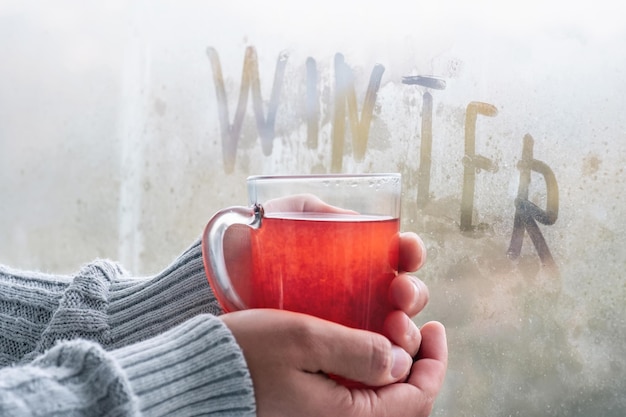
top-left (221, 309), bottom-right (447, 417)
top-left (221, 196), bottom-right (446, 416)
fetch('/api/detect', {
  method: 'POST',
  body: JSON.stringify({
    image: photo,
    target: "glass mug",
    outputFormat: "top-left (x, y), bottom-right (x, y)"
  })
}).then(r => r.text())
top-left (201, 173), bottom-right (402, 334)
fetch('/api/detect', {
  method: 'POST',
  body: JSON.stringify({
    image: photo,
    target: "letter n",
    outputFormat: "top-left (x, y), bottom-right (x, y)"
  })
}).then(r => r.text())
top-left (331, 53), bottom-right (384, 172)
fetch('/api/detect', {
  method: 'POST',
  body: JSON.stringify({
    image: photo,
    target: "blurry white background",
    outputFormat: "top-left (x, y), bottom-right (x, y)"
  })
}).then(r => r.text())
top-left (1, 1), bottom-right (624, 415)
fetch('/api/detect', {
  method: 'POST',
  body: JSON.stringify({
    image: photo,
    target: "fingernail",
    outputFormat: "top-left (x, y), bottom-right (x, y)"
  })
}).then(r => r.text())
top-left (391, 346), bottom-right (411, 379)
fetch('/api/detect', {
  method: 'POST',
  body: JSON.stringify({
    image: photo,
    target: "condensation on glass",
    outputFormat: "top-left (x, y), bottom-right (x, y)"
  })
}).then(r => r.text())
top-left (0, 2), bottom-right (624, 416)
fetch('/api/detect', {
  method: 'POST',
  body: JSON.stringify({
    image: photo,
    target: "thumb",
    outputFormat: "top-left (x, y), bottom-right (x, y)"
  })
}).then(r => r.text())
top-left (299, 318), bottom-right (413, 386)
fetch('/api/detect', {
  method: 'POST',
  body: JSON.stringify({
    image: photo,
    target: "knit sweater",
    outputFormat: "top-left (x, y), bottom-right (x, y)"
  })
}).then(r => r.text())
top-left (0, 240), bottom-right (256, 416)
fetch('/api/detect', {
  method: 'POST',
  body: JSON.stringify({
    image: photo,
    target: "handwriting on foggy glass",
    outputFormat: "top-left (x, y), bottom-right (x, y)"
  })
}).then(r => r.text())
top-left (206, 46), bottom-right (559, 268)
top-left (507, 134), bottom-right (559, 268)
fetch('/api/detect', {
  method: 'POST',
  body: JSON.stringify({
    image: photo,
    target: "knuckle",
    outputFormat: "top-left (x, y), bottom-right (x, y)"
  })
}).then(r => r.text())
top-left (286, 316), bottom-right (321, 353)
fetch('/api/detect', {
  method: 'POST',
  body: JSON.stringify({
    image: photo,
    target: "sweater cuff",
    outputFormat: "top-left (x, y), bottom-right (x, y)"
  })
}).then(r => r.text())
top-left (111, 314), bottom-right (255, 417)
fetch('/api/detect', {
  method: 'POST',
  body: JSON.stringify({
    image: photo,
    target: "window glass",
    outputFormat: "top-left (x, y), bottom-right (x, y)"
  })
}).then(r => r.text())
top-left (1, 2), bottom-right (624, 415)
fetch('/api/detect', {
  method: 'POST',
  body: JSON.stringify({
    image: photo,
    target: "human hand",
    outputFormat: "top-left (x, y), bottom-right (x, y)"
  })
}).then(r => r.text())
top-left (221, 309), bottom-right (447, 417)
top-left (221, 195), bottom-right (446, 416)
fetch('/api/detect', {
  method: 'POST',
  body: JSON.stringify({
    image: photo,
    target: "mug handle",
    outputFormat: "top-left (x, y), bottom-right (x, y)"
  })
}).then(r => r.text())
top-left (201, 203), bottom-right (264, 312)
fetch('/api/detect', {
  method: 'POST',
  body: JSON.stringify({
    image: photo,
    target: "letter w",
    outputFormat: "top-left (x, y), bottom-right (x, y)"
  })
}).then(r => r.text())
top-left (206, 46), bottom-right (288, 173)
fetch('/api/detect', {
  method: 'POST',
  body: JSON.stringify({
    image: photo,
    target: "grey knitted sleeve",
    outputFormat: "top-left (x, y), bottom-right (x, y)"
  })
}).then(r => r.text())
top-left (0, 315), bottom-right (256, 416)
top-left (1, 239), bottom-right (222, 363)
top-left (0, 239), bottom-right (256, 416)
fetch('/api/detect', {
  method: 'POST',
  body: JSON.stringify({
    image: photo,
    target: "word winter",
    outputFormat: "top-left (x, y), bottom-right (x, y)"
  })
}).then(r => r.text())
top-left (206, 46), bottom-right (559, 270)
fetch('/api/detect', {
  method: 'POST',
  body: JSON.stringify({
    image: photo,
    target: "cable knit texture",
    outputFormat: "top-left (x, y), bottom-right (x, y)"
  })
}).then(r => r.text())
top-left (0, 240), bottom-right (256, 416)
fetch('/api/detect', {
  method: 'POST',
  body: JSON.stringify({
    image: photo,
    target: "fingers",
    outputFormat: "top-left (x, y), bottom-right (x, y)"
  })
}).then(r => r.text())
top-left (398, 232), bottom-right (426, 272)
top-left (372, 322), bottom-right (448, 417)
top-left (223, 309), bottom-right (412, 387)
top-left (389, 273), bottom-right (429, 317)
top-left (382, 310), bottom-right (422, 358)
top-left (223, 224), bottom-right (253, 300)
top-left (407, 321), bottom-right (448, 399)
top-left (264, 194), bottom-right (356, 215)
top-left (391, 232), bottom-right (428, 317)
top-left (309, 321), bottom-right (447, 417)
top-left (295, 314), bottom-right (413, 386)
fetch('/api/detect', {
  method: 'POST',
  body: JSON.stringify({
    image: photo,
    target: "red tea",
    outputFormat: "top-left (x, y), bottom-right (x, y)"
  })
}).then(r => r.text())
top-left (248, 213), bottom-right (399, 334)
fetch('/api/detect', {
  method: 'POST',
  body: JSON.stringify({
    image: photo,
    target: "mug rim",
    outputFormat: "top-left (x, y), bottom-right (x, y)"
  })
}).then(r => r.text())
top-left (247, 173), bottom-right (401, 181)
